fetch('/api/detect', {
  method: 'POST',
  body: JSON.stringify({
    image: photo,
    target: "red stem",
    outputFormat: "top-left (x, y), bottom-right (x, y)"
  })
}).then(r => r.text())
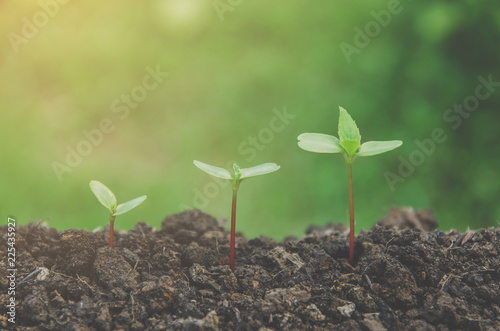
top-left (230, 189), bottom-right (238, 272)
top-left (109, 215), bottom-right (116, 248)
top-left (347, 162), bottom-right (355, 265)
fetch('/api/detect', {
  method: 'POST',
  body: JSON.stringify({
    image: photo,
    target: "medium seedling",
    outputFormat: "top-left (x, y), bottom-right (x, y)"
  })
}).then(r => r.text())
top-left (297, 106), bottom-right (402, 265)
top-left (193, 160), bottom-right (280, 272)
top-left (89, 180), bottom-right (147, 248)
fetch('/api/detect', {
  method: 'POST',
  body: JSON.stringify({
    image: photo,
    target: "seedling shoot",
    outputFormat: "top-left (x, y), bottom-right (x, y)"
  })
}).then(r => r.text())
top-left (194, 161), bottom-right (280, 272)
top-left (89, 180), bottom-right (147, 248)
top-left (297, 107), bottom-right (402, 265)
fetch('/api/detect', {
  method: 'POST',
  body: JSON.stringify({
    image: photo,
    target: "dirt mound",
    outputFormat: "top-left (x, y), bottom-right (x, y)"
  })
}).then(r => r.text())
top-left (1, 209), bottom-right (498, 330)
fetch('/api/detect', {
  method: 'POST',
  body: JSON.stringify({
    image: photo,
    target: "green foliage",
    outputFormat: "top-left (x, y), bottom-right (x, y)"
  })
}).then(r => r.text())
top-left (240, 163), bottom-right (281, 180)
top-left (297, 133), bottom-right (343, 154)
top-left (193, 161), bottom-right (280, 185)
top-left (356, 141), bottom-right (405, 157)
top-left (192, 161), bottom-right (232, 180)
top-left (298, 107), bottom-right (403, 162)
top-left (89, 180), bottom-right (146, 216)
top-left (114, 196), bottom-right (148, 216)
top-left (89, 180), bottom-right (116, 212)
top-left (338, 106), bottom-right (361, 156)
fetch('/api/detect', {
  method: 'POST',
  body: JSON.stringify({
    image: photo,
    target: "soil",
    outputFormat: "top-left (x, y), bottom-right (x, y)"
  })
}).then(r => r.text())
top-left (1, 208), bottom-right (499, 330)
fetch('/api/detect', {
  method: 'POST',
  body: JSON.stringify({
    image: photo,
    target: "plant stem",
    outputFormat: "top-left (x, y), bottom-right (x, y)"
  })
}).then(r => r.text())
top-left (347, 162), bottom-right (355, 265)
top-left (230, 186), bottom-right (238, 272)
top-left (109, 214), bottom-right (116, 248)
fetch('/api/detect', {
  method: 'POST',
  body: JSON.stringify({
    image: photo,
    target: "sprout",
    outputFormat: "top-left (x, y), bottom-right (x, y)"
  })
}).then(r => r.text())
top-left (194, 161), bottom-right (280, 272)
top-left (298, 106), bottom-right (402, 264)
top-left (89, 180), bottom-right (147, 248)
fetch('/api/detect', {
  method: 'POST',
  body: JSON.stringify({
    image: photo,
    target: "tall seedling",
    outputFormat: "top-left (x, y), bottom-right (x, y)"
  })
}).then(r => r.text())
top-left (298, 107), bottom-right (402, 264)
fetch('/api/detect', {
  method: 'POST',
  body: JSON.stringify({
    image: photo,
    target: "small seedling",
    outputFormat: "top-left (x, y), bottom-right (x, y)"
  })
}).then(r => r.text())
top-left (89, 180), bottom-right (147, 248)
top-left (297, 106), bottom-right (402, 265)
top-left (193, 160), bottom-right (280, 272)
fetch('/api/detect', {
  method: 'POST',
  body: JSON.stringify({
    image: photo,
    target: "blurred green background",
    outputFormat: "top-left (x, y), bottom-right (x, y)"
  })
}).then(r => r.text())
top-left (1, 0), bottom-right (499, 240)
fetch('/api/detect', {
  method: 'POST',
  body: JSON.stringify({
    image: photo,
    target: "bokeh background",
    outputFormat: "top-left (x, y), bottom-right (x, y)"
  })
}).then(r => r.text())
top-left (1, 0), bottom-right (499, 240)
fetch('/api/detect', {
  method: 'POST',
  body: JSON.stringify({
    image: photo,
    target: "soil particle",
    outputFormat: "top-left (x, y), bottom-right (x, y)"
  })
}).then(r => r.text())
top-left (1, 208), bottom-right (499, 330)
top-left (361, 312), bottom-right (386, 331)
top-left (57, 229), bottom-right (105, 277)
top-left (337, 302), bottom-right (356, 318)
top-left (376, 207), bottom-right (438, 231)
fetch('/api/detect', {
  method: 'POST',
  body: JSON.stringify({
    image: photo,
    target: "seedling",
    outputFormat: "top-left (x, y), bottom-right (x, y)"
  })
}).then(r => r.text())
top-left (89, 180), bottom-right (147, 248)
top-left (297, 107), bottom-right (402, 264)
top-left (193, 161), bottom-right (280, 272)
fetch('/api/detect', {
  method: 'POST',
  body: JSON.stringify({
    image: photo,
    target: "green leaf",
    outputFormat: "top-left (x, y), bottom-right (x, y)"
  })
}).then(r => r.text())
top-left (340, 140), bottom-right (361, 156)
top-left (338, 106), bottom-right (361, 143)
top-left (240, 163), bottom-right (280, 180)
top-left (297, 133), bottom-right (343, 153)
top-left (356, 140), bottom-right (403, 157)
top-left (193, 160), bottom-right (232, 180)
top-left (114, 195), bottom-right (147, 216)
top-left (90, 180), bottom-right (117, 212)
top-left (233, 163), bottom-right (242, 181)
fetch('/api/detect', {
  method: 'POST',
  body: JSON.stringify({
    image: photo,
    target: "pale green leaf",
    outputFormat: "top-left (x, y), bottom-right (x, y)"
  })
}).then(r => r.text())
top-left (114, 195), bottom-right (147, 216)
top-left (240, 163), bottom-right (280, 180)
top-left (338, 106), bottom-right (361, 143)
top-left (233, 163), bottom-right (242, 181)
top-left (356, 140), bottom-right (403, 157)
top-left (297, 133), bottom-right (343, 153)
top-left (193, 160), bottom-right (232, 180)
top-left (90, 180), bottom-right (116, 212)
top-left (340, 140), bottom-right (361, 156)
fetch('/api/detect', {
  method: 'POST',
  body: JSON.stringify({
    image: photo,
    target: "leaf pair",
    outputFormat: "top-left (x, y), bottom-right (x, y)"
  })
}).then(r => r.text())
top-left (193, 161), bottom-right (280, 183)
top-left (298, 107), bottom-right (402, 161)
top-left (90, 180), bottom-right (147, 216)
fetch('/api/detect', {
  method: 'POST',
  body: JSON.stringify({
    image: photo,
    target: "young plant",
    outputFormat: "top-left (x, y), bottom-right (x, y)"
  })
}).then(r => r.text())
top-left (193, 160), bottom-right (280, 272)
top-left (297, 106), bottom-right (402, 265)
top-left (89, 180), bottom-right (147, 248)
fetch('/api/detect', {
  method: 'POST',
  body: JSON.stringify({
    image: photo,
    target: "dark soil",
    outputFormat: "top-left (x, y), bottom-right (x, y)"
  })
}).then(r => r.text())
top-left (1, 208), bottom-right (499, 330)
